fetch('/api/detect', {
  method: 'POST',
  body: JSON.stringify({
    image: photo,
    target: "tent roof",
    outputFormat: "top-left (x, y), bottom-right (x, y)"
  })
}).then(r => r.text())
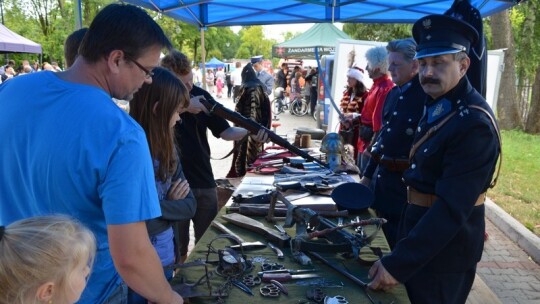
top-left (205, 57), bottom-right (225, 68)
top-left (0, 24), bottom-right (42, 54)
top-left (272, 23), bottom-right (351, 58)
top-left (276, 23), bottom-right (350, 48)
top-left (124, 0), bottom-right (521, 27)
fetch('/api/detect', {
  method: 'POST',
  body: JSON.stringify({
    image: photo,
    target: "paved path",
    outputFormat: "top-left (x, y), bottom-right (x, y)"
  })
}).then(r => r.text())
top-left (192, 94), bottom-right (540, 303)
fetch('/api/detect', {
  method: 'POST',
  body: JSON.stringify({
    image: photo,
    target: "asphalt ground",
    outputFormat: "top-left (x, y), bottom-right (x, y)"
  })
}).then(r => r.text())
top-left (188, 93), bottom-right (540, 303)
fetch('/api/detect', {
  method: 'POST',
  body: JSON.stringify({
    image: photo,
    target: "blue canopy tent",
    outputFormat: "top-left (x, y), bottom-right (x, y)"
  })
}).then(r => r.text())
top-left (116, 0), bottom-right (522, 92)
top-left (122, 0), bottom-right (520, 26)
top-left (120, 0), bottom-right (522, 74)
top-left (204, 57), bottom-right (225, 69)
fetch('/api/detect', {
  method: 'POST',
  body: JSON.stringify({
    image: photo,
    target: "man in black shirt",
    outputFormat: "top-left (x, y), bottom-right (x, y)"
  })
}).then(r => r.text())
top-left (304, 67), bottom-right (319, 116)
top-left (275, 62), bottom-right (288, 91)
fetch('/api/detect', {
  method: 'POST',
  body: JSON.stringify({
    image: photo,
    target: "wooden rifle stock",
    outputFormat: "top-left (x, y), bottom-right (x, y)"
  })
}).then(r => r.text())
top-left (200, 99), bottom-right (328, 168)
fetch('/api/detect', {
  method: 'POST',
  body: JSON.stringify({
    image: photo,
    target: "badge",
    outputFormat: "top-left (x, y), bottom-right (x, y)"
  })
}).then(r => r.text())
top-left (427, 99), bottom-right (451, 124)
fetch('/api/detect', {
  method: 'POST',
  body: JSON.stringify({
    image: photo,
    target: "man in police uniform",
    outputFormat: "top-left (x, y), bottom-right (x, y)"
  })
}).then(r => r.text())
top-left (360, 38), bottom-right (425, 248)
top-left (368, 14), bottom-right (500, 304)
top-left (251, 55), bottom-right (274, 95)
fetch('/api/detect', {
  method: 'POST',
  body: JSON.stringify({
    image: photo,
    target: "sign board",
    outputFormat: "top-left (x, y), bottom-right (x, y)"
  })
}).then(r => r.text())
top-left (486, 49), bottom-right (505, 113)
top-left (273, 46), bottom-right (336, 59)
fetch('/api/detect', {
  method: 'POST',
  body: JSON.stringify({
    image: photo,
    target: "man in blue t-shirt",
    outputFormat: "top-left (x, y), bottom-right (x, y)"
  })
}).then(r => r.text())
top-left (0, 4), bottom-right (183, 304)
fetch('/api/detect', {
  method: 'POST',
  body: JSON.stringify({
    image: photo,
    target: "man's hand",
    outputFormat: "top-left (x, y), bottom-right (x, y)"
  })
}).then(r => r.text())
top-left (167, 179), bottom-right (190, 200)
top-left (367, 260), bottom-right (399, 291)
top-left (250, 129), bottom-right (270, 143)
top-left (148, 291), bottom-right (183, 304)
top-left (186, 96), bottom-right (209, 114)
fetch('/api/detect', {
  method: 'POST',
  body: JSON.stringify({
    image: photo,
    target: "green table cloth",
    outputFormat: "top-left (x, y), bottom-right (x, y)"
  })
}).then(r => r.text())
top-left (173, 206), bottom-right (409, 303)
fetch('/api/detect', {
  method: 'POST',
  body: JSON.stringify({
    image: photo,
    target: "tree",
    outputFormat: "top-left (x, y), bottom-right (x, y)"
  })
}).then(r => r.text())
top-left (342, 23), bottom-right (411, 42)
top-left (527, 67), bottom-right (540, 133)
top-left (3, 0), bottom-right (112, 67)
top-left (491, 10), bottom-right (521, 130)
top-left (235, 26), bottom-right (274, 59)
top-left (153, 13), bottom-right (200, 61)
top-left (283, 31), bottom-right (300, 41)
top-left (514, 0), bottom-right (540, 133)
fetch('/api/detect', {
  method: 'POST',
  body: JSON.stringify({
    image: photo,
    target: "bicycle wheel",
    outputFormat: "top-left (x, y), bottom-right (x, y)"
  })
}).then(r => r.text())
top-left (271, 98), bottom-right (283, 115)
top-left (291, 98), bottom-right (309, 116)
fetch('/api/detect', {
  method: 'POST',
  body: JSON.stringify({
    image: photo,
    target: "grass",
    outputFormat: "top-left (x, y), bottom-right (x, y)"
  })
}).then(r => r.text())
top-left (487, 129), bottom-right (540, 236)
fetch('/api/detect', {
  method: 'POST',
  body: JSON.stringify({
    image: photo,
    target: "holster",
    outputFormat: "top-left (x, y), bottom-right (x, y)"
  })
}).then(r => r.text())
top-left (372, 154), bottom-right (410, 173)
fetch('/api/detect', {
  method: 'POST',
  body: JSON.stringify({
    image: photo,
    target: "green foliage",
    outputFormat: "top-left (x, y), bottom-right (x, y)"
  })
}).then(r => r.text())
top-left (2, 0), bottom-right (113, 68)
top-left (235, 26), bottom-right (274, 59)
top-left (342, 23), bottom-right (412, 42)
top-left (283, 31), bottom-right (300, 41)
top-left (153, 13), bottom-right (199, 60)
top-left (152, 13), bottom-right (241, 63)
top-left (509, 0), bottom-right (540, 82)
top-left (489, 130), bottom-right (540, 235)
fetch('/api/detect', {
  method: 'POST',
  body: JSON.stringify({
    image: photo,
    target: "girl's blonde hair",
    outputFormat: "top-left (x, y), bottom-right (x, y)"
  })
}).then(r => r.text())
top-left (0, 215), bottom-right (96, 304)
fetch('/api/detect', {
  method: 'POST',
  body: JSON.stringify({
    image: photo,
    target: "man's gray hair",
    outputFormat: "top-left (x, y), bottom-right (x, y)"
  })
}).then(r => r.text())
top-left (365, 46), bottom-right (389, 74)
top-left (386, 38), bottom-right (417, 61)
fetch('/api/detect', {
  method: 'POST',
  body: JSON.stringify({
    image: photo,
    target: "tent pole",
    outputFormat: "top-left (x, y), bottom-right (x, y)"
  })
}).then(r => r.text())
top-left (74, 0), bottom-right (83, 30)
top-left (0, 0), bottom-right (7, 63)
top-left (201, 27), bottom-right (207, 91)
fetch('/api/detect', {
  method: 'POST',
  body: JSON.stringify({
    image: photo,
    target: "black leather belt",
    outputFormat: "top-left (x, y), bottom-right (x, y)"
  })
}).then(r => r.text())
top-left (372, 154), bottom-right (410, 172)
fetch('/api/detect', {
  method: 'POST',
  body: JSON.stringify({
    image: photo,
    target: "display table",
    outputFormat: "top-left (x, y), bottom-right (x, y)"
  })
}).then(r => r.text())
top-left (172, 175), bottom-right (410, 303)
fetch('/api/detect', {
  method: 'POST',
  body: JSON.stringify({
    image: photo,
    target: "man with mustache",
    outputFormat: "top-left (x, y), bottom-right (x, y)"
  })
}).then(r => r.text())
top-left (367, 14), bottom-right (501, 304)
top-left (360, 38), bottom-right (425, 249)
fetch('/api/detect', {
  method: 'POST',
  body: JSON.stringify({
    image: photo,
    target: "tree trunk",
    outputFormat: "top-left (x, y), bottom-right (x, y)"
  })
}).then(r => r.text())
top-left (491, 10), bottom-right (521, 130)
top-left (193, 40), bottom-right (198, 65)
top-left (525, 66), bottom-right (540, 133)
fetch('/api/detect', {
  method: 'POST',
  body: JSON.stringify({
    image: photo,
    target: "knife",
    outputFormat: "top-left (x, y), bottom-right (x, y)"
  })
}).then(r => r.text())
top-left (211, 221), bottom-right (267, 250)
top-left (267, 242), bottom-right (284, 259)
top-left (258, 269), bottom-right (317, 276)
top-left (221, 213), bottom-right (291, 247)
top-left (261, 273), bottom-right (320, 282)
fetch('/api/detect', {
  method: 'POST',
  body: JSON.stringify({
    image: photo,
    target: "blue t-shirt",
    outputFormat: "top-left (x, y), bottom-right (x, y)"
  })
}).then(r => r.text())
top-left (0, 72), bottom-right (161, 303)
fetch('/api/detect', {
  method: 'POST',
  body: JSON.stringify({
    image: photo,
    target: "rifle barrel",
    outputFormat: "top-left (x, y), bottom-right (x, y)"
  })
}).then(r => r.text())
top-left (200, 99), bottom-right (328, 168)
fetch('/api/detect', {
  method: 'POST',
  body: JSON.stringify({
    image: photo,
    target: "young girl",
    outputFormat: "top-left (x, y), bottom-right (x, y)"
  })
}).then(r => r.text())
top-left (0, 215), bottom-right (96, 304)
top-left (206, 69), bottom-right (215, 94)
top-left (128, 67), bottom-right (197, 302)
top-left (290, 71), bottom-right (303, 101)
top-left (216, 76), bottom-right (224, 98)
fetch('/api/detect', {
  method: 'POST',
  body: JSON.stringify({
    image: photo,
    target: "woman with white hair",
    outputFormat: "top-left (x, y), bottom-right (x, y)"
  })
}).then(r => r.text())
top-left (358, 46), bottom-right (394, 171)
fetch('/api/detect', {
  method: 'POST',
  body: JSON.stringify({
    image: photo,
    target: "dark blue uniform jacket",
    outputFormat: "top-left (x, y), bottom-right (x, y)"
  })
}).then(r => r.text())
top-left (381, 77), bottom-right (500, 283)
top-left (362, 76), bottom-right (425, 247)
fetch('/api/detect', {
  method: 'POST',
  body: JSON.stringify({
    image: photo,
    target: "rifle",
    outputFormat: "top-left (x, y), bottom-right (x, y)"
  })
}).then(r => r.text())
top-left (199, 99), bottom-right (328, 168)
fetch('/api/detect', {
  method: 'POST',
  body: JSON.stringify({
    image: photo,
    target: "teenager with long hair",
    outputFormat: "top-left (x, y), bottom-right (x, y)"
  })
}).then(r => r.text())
top-left (128, 67), bottom-right (197, 303)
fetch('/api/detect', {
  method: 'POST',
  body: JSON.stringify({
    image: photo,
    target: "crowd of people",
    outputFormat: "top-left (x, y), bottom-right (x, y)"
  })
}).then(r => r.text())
top-left (0, 59), bottom-right (63, 83)
top-left (0, 2), bottom-right (500, 304)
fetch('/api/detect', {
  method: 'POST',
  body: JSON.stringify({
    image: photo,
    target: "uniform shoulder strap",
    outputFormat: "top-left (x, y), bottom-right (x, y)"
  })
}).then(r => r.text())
top-left (409, 111), bottom-right (458, 161)
top-left (468, 105), bottom-right (502, 188)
